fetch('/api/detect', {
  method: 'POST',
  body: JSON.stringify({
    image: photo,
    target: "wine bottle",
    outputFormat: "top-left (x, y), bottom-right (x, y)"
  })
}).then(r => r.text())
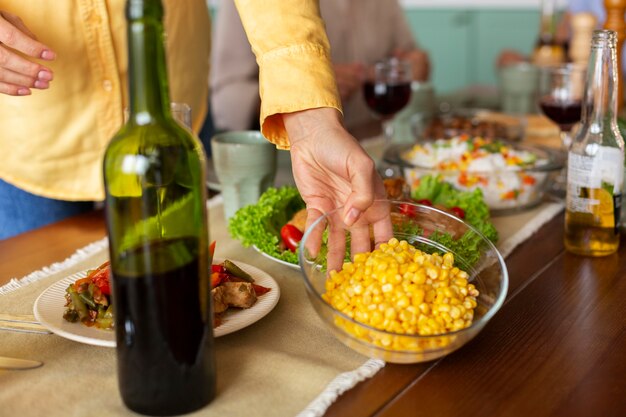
top-left (565, 30), bottom-right (625, 257)
top-left (102, 0), bottom-right (216, 415)
top-left (531, 0), bottom-right (566, 67)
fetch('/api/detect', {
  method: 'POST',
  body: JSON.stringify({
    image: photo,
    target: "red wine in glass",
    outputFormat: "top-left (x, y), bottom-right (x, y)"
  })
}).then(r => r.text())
top-left (539, 96), bottom-right (583, 131)
top-left (364, 81), bottom-right (412, 117)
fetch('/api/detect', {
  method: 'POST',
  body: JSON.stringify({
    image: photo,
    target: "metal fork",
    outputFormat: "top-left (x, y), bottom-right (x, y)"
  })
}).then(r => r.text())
top-left (0, 313), bottom-right (51, 334)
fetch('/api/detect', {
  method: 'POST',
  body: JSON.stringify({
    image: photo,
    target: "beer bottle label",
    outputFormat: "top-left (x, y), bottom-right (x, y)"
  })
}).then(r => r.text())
top-left (567, 146), bottom-right (624, 233)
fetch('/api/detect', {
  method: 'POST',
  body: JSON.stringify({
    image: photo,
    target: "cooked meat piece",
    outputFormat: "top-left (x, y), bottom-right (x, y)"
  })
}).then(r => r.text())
top-left (220, 282), bottom-right (257, 309)
top-left (288, 208), bottom-right (307, 232)
top-left (211, 286), bottom-right (229, 314)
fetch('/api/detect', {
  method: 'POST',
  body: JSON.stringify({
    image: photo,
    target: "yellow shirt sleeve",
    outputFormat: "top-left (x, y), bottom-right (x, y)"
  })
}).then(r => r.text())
top-left (234, 0), bottom-right (342, 149)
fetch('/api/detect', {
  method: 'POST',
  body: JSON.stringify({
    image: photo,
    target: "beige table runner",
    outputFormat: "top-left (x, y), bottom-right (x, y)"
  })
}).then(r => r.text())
top-left (0, 197), bottom-right (563, 417)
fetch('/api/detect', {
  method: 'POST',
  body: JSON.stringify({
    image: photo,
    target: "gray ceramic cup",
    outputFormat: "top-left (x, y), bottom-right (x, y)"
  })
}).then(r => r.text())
top-left (211, 131), bottom-right (277, 220)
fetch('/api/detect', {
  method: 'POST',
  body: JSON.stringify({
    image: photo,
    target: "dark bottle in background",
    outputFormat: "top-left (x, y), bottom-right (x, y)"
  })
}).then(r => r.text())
top-left (532, 0), bottom-right (566, 67)
top-left (102, 0), bottom-right (216, 414)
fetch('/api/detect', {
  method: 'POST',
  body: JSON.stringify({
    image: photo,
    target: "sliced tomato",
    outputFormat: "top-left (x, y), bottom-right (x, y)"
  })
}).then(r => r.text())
top-left (281, 224), bottom-right (303, 252)
top-left (90, 266), bottom-right (111, 296)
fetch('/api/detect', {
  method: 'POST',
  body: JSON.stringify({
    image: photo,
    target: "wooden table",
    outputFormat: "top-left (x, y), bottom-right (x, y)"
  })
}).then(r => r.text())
top-left (1, 209), bottom-right (624, 416)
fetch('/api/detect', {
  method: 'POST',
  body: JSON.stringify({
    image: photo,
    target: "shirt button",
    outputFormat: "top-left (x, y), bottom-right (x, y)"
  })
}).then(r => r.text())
top-left (103, 80), bottom-right (113, 91)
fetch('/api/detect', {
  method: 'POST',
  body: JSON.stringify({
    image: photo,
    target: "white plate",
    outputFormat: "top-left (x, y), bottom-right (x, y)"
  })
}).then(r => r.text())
top-left (253, 245), bottom-right (301, 270)
top-left (33, 260), bottom-right (280, 347)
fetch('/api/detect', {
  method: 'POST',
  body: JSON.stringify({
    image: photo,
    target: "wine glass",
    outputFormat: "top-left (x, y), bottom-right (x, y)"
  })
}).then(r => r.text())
top-left (538, 63), bottom-right (586, 149)
top-left (363, 58), bottom-right (412, 140)
top-left (538, 63), bottom-right (586, 197)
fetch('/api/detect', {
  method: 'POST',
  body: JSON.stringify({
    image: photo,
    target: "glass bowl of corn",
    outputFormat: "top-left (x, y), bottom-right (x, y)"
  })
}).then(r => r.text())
top-left (298, 200), bottom-right (508, 364)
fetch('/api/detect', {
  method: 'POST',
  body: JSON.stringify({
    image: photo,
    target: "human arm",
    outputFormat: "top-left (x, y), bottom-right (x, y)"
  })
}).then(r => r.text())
top-left (233, 0), bottom-right (392, 233)
top-left (284, 107), bottom-right (392, 242)
top-left (210, 0), bottom-right (261, 131)
top-left (0, 10), bottom-right (55, 95)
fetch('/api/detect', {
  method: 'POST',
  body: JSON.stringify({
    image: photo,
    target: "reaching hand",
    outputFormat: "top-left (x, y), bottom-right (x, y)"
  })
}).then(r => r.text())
top-left (393, 48), bottom-right (430, 82)
top-left (283, 108), bottom-right (393, 266)
top-left (0, 11), bottom-right (56, 96)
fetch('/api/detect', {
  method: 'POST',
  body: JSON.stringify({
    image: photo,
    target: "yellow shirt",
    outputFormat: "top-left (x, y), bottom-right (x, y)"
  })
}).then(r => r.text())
top-left (234, 0), bottom-right (341, 149)
top-left (0, 0), bottom-right (340, 201)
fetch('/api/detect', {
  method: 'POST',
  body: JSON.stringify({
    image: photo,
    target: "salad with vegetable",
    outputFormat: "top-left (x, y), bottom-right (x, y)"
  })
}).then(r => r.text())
top-left (63, 261), bottom-right (114, 329)
top-left (228, 187), bottom-right (306, 265)
top-left (228, 179), bottom-right (498, 268)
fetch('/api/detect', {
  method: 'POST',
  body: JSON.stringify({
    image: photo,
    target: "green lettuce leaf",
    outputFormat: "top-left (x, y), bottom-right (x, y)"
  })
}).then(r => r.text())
top-left (228, 186), bottom-right (305, 264)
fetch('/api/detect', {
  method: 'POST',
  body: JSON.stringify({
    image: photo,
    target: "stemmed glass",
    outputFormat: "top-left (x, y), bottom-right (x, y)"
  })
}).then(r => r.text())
top-left (538, 63), bottom-right (586, 197)
top-left (538, 63), bottom-right (586, 149)
top-left (363, 58), bottom-right (412, 140)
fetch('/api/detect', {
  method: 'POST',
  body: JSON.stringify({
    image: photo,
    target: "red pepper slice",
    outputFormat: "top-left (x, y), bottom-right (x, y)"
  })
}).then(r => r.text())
top-left (209, 240), bottom-right (216, 263)
top-left (211, 264), bottom-right (226, 274)
top-left (211, 272), bottom-right (226, 288)
top-left (398, 202), bottom-right (419, 218)
top-left (252, 284), bottom-right (271, 295)
top-left (449, 206), bottom-right (466, 219)
top-left (280, 224), bottom-right (303, 252)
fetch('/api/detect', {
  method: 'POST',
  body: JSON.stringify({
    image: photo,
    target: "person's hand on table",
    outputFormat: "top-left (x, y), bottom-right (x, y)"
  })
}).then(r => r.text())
top-left (333, 62), bottom-right (365, 101)
top-left (0, 10), bottom-right (55, 96)
top-left (284, 107), bottom-right (393, 270)
top-left (393, 48), bottom-right (430, 82)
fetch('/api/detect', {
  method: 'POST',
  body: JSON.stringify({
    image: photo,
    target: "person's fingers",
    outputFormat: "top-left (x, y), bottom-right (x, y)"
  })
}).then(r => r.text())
top-left (371, 203), bottom-right (394, 249)
top-left (326, 216), bottom-right (347, 274)
top-left (303, 207), bottom-right (325, 259)
top-left (1, 11), bottom-right (37, 40)
top-left (0, 12), bottom-right (55, 60)
top-left (0, 80), bottom-right (30, 95)
top-left (0, 66), bottom-right (49, 89)
top-left (342, 155), bottom-right (378, 226)
top-left (0, 46), bottom-right (54, 81)
top-left (349, 224), bottom-right (372, 260)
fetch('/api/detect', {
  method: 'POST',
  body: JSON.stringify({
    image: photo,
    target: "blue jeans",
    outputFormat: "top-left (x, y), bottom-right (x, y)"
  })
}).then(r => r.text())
top-left (0, 179), bottom-right (94, 240)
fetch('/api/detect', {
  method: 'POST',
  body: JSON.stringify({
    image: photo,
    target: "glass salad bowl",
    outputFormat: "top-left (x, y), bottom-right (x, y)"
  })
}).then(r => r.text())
top-left (298, 200), bottom-right (508, 364)
top-left (384, 136), bottom-right (564, 214)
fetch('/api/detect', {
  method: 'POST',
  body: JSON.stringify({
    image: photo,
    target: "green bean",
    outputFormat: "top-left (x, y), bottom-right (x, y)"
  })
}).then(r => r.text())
top-left (69, 290), bottom-right (89, 320)
top-left (78, 292), bottom-right (97, 309)
top-left (223, 259), bottom-right (254, 282)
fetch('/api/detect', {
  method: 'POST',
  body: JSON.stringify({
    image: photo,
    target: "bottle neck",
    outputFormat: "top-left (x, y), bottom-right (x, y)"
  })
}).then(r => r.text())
top-left (126, 0), bottom-right (171, 123)
top-left (538, 0), bottom-right (556, 44)
top-left (581, 31), bottom-right (619, 131)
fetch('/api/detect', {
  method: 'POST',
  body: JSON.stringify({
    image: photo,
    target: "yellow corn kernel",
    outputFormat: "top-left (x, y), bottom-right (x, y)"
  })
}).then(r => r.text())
top-left (324, 237), bottom-right (479, 351)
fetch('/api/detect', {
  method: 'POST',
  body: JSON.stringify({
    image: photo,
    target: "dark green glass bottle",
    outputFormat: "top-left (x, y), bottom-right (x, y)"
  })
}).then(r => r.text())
top-left (103, 0), bottom-right (216, 415)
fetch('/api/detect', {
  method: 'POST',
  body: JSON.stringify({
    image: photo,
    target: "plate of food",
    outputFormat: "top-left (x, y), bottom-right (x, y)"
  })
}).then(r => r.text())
top-left (384, 135), bottom-right (563, 214)
top-left (33, 259), bottom-right (280, 347)
top-left (229, 178), bottom-right (499, 270)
